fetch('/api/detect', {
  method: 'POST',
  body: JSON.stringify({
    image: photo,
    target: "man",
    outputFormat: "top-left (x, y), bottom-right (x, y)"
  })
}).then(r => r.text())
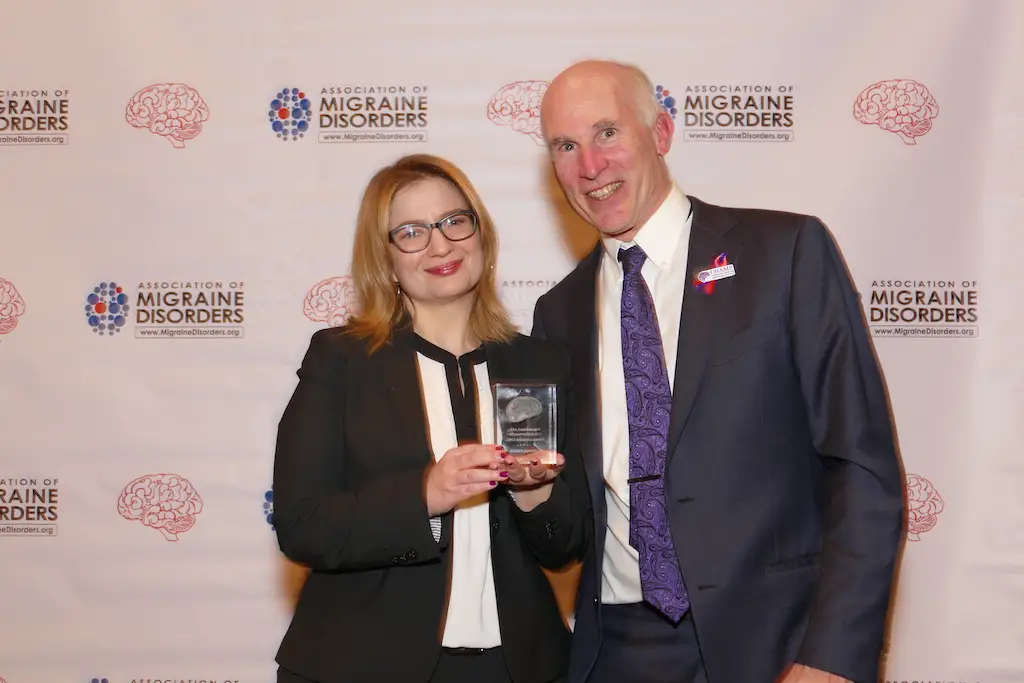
top-left (529, 60), bottom-right (904, 683)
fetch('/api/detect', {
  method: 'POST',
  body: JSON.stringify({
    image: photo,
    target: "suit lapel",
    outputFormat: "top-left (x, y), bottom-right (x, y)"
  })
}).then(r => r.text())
top-left (567, 245), bottom-right (606, 507)
top-left (483, 339), bottom-right (515, 449)
top-left (375, 330), bottom-right (456, 547)
top-left (665, 197), bottom-right (741, 460)
top-left (376, 329), bottom-right (431, 457)
top-left (483, 342), bottom-right (512, 508)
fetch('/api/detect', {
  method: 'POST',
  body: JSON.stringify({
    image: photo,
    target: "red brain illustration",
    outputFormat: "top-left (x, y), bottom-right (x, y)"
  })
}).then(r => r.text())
top-left (487, 81), bottom-right (550, 144)
top-left (0, 278), bottom-right (26, 335)
top-left (906, 473), bottom-right (944, 541)
top-left (126, 83), bottom-right (210, 148)
top-left (117, 473), bottom-right (203, 541)
top-left (853, 79), bottom-right (939, 145)
top-left (304, 276), bottom-right (359, 327)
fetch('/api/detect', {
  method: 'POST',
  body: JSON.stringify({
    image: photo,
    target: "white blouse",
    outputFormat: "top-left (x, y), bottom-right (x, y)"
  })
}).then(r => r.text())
top-left (415, 337), bottom-right (501, 649)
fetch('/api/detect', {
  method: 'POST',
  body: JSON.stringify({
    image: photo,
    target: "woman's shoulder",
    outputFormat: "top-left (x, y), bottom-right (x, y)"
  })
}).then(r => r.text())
top-left (304, 325), bottom-right (373, 359)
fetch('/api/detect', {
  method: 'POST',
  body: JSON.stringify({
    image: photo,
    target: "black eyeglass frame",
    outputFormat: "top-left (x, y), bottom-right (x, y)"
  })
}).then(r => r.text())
top-left (387, 210), bottom-right (480, 254)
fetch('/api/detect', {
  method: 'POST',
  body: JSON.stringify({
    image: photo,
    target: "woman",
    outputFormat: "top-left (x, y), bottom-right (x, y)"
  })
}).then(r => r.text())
top-left (273, 154), bottom-right (589, 683)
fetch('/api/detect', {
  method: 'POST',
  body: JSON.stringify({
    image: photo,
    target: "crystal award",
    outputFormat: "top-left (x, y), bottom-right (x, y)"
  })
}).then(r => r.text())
top-left (493, 382), bottom-right (557, 464)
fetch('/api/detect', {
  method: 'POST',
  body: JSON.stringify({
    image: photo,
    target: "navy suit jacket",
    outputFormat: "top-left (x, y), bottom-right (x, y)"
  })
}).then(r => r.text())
top-left (531, 196), bottom-right (904, 683)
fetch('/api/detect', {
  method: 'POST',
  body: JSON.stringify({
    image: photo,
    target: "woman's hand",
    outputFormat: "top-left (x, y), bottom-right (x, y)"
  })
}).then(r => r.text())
top-left (423, 444), bottom-right (509, 516)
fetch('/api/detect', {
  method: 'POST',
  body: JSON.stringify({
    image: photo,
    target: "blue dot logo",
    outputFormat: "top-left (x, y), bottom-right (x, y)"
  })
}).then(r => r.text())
top-left (263, 489), bottom-right (274, 529)
top-left (91, 677), bottom-right (110, 683)
top-left (655, 85), bottom-right (677, 120)
top-left (269, 87), bottom-right (312, 141)
top-left (85, 281), bottom-right (130, 336)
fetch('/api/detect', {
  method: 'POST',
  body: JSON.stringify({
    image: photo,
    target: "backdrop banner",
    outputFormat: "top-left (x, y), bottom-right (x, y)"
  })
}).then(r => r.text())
top-left (1, 1), bottom-right (1021, 682)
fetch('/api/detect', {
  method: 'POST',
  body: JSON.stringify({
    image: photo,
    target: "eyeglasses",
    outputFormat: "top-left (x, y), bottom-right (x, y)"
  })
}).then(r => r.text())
top-left (388, 210), bottom-right (479, 254)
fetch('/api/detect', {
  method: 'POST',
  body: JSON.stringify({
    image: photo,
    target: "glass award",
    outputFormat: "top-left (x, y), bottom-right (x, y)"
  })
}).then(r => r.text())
top-left (493, 382), bottom-right (558, 464)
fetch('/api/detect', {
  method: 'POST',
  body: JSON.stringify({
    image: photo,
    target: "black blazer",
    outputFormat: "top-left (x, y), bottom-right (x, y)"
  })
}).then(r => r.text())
top-left (273, 326), bottom-right (590, 683)
top-left (532, 197), bottom-right (904, 683)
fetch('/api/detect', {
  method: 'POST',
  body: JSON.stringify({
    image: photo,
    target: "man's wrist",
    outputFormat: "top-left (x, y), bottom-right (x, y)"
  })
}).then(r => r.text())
top-left (503, 481), bottom-right (555, 512)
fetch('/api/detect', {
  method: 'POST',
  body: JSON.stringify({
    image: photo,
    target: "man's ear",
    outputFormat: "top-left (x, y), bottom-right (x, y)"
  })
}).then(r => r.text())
top-left (653, 111), bottom-right (674, 156)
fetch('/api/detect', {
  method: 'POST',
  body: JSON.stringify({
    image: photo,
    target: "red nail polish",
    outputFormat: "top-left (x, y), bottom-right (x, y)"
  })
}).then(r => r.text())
top-left (499, 471), bottom-right (508, 477)
top-left (489, 481), bottom-right (497, 486)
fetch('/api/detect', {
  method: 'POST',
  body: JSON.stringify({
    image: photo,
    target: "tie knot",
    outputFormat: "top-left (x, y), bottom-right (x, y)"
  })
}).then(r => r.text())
top-left (618, 246), bottom-right (647, 277)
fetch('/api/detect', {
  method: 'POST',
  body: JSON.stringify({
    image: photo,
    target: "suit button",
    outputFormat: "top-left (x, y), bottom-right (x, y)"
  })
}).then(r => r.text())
top-left (391, 556), bottom-right (400, 564)
top-left (491, 520), bottom-right (499, 530)
top-left (408, 550), bottom-right (417, 560)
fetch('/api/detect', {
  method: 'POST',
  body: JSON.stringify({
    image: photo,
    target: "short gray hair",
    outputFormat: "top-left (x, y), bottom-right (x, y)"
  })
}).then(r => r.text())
top-left (542, 59), bottom-right (664, 132)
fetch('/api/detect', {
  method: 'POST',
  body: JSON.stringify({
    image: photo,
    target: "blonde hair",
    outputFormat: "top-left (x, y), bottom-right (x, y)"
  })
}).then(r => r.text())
top-left (345, 154), bottom-right (517, 353)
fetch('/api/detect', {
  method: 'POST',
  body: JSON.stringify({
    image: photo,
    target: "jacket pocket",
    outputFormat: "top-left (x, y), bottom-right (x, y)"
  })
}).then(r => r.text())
top-left (711, 315), bottom-right (782, 367)
top-left (765, 552), bottom-right (820, 574)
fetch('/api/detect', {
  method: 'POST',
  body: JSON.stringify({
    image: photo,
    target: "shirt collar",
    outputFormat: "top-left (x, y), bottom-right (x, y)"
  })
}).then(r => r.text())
top-left (600, 185), bottom-right (691, 271)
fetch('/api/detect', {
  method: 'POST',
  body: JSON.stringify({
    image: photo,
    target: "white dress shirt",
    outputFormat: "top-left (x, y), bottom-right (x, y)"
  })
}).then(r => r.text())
top-left (596, 185), bottom-right (693, 604)
top-left (417, 351), bottom-right (502, 648)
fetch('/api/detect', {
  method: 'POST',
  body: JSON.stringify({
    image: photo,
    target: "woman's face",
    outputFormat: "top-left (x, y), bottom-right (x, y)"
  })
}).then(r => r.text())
top-left (387, 177), bottom-right (484, 310)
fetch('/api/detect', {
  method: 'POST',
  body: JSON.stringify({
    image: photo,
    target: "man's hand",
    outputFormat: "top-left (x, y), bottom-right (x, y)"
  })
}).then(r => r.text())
top-left (777, 664), bottom-right (853, 683)
top-left (503, 450), bottom-right (564, 487)
top-left (501, 450), bottom-right (565, 512)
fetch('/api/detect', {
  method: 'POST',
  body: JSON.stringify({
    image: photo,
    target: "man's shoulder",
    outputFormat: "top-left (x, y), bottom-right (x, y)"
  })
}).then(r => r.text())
top-left (692, 195), bottom-right (820, 238)
top-left (503, 331), bottom-right (562, 354)
top-left (693, 197), bottom-right (838, 281)
top-left (496, 333), bottom-right (570, 371)
top-left (537, 244), bottom-right (601, 311)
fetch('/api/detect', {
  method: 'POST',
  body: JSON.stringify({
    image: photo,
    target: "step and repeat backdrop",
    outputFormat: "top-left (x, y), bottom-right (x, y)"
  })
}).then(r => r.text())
top-left (1, 1), bottom-right (1021, 682)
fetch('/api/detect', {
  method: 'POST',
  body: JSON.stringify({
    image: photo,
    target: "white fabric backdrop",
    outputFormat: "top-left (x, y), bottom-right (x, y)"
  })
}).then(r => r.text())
top-left (1, 1), bottom-right (1021, 681)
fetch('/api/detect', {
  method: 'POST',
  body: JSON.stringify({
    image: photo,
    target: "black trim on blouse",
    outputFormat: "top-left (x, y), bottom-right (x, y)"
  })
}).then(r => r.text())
top-left (411, 333), bottom-right (487, 445)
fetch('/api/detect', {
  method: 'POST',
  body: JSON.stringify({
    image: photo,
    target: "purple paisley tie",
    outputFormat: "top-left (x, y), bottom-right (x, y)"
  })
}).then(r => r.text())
top-left (618, 245), bottom-right (690, 623)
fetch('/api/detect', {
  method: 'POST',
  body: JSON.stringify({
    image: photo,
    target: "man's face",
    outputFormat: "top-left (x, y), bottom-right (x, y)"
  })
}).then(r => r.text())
top-left (541, 72), bottom-right (673, 242)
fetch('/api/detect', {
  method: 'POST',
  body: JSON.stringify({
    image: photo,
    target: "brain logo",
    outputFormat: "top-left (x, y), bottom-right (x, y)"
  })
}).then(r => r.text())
top-left (655, 85), bottom-right (677, 120)
top-left (0, 278), bottom-right (26, 337)
top-left (906, 473), bottom-right (944, 541)
top-left (263, 489), bottom-right (274, 529)
top-left (85, 281), bottom-right (130, 336)
top-left (487, 80), bottom-right (549, 144)
top-left (506, 395), bottom-right (543, 423)
top-left (117, 473), bottom-right (203, 541)
top-left (304, 276), bottom-right (359, 327)
top-left (126, 83), bottom-right (210, 148)
top-left (853, 79), bottom-right (939, 145)
top-left (269, 87), bottom-right (312, 141)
